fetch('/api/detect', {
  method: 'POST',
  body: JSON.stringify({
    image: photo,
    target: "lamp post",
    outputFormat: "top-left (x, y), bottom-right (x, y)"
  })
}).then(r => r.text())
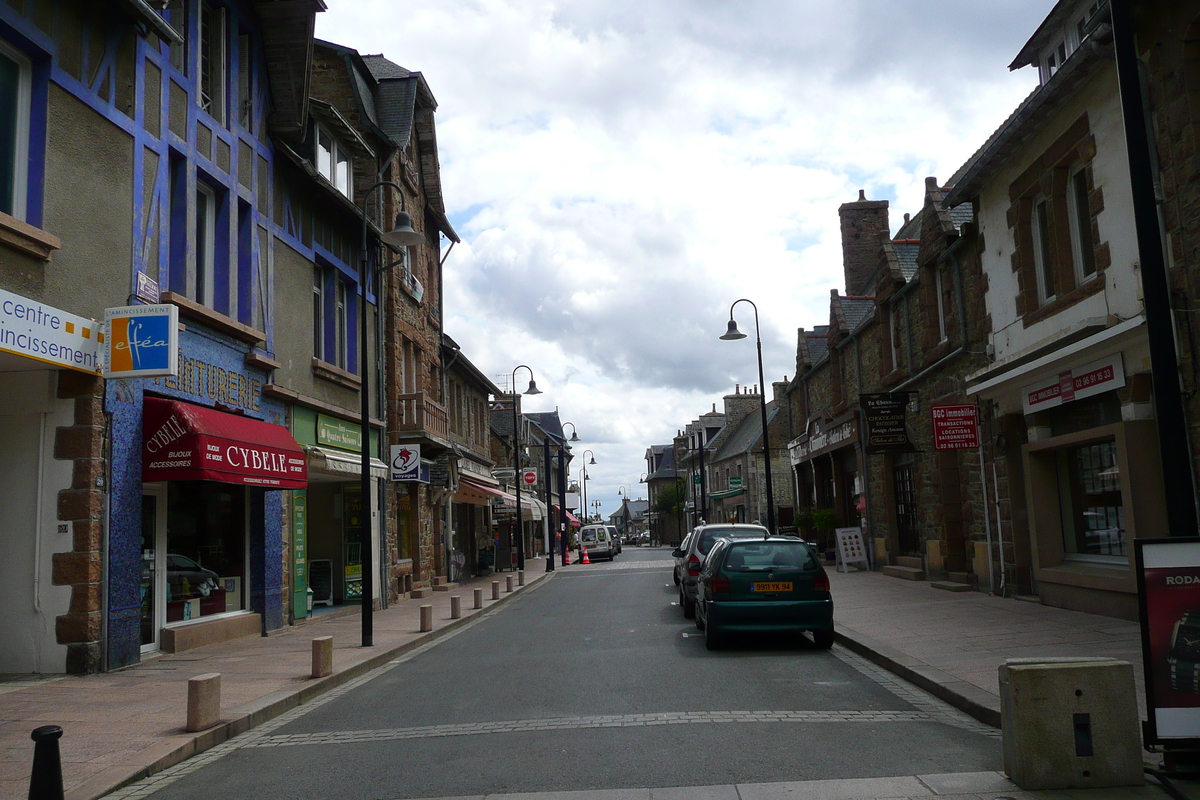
top-left (510, 365), bottom-right (541, 571)
top-left (581, 450), bottom-right (597, 521)
top-left (617, 486), bottom-right (629, 543)
top-left (559, 422), bottom-right (579, 566)
top-left (720, 298), bottom-right (776, 535)
top-left (638, 472), bottom-right (647, 543)
top-left (358, 180), bottom-right (424, 648)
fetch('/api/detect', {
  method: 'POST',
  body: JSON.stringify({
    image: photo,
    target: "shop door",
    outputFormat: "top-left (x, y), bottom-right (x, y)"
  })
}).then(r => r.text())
top-left (140, 485), bottom-right (167, 652)
top-left (892, 460), bottom-right (920, 555)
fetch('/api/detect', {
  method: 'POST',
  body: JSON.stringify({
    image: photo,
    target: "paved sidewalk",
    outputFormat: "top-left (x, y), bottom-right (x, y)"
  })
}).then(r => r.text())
top-left (826, 567), bottom-right (1145, 728)
top-left (0, 564), bottom-right (556, 800)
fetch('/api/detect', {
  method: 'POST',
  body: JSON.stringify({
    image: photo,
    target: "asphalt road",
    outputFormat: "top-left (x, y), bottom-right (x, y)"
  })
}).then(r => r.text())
top-left (132, 548), bottom-right (1002, 800)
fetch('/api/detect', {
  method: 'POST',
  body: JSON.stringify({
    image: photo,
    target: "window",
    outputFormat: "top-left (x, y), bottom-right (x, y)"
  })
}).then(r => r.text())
top-left (237, 33), bottom-right (253, 132)
top-left (0, 41), bottom-right (31, 220)
top-left (165, 0), bottom-right (186, 73)
top-left (315, 125), bottom-right (352, 198)
top-left (195, 183), bottom-right (216, 307)
top-left (933, 267), bottom-right (947, 343)
top-left (312, 267), bottom-right (324, 359)
top-left (1068, 165), bottom-right (1096, 281)
top-left (1032, 196), bottom-right (1056, 302)
top-left (198, 1), bottom-right (226, 124)
top-left (334, 280), bottom-right (348, 370)
top-left (1057, 439), bottom-right (1125, 561)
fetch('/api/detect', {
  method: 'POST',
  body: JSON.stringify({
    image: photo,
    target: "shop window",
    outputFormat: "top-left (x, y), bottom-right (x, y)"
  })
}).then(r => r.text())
top-left (165, 482), bottom-right (245, 621)
top-left (1056, 439), bottom-right (1126, 560)
top-left (1049, 392), bottom-right (1121, 437)
top-left (0, 41), bottom-right (31, 221)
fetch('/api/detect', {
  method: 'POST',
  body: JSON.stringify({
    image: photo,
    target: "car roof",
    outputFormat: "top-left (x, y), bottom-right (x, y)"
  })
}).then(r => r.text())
top-left (696, 523), bottom-right (769, 531)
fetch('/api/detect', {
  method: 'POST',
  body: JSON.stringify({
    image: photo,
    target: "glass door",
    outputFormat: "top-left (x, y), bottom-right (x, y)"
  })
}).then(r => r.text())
top-left (140, 484), bottom-right (167, 652)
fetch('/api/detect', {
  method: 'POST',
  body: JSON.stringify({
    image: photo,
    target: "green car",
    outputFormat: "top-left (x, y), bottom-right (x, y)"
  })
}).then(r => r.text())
top-left (695, 536), bottom-right (834, 651)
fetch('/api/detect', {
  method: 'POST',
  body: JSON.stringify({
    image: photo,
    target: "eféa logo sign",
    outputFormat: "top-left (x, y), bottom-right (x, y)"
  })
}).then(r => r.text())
top-left (390, 444), bottom-right (423, 482)
top-left (105, 305), bottom-right (179, 378)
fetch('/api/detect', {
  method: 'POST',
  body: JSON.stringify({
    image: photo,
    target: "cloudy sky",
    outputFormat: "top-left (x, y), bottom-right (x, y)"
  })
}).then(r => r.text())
top-left (315, 0), bottom-right (1054, 518)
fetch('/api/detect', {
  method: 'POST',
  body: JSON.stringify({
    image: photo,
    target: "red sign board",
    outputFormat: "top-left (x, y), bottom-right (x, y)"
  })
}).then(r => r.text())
top-left (930, 404), bottom-right (979, 450)
top-left (522, 469), bottom-right (538, 485)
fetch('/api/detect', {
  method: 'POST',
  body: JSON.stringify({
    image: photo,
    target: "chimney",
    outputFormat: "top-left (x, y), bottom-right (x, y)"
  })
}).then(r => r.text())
top-left (839, 189), bottom-right (890, 296)
top-left (723, 386), bottom-right (760, 428)
top-left (773, 380), bottom-right (788, 408)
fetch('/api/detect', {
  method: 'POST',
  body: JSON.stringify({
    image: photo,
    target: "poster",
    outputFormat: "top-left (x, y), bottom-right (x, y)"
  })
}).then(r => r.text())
top-left (1137, 538), bottom-right (1200, 742)
top-left (835, 527), bottom-right (869, 573)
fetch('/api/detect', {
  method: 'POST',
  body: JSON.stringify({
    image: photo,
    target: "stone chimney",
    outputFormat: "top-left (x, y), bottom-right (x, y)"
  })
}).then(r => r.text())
top-left (773, 379), bottom-right (788, 408)
top-left (839, 189), bottom-right (890, 296)
top-left (723, 384), bottom-right (761, 428)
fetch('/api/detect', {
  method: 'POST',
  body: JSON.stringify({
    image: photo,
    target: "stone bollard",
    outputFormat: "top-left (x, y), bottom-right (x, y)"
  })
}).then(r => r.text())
top-left (420, 604), bottom-right (433, 632)
top-left (311, 636), bottom-right (333, 678)
top-left (186, 673), bottom-right (221, 732)
top-left (474, 587), bottom-right (483, 609)
top-left (28, 725), bottom-right (64, 800)
top-left (491, 580), bottom-right (500, 600)
top-left (518, 569), bottom-right (525, 586)
top-left (506, 575), bottom-right (514, 593)
top-left (450, 595), bottom-right (462, 619)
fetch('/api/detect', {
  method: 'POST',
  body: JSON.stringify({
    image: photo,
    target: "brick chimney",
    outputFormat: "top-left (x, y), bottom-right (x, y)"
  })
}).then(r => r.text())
top-left (722, 384), bottom-right (761, 428)
top-left (839, 189), bottom-right (890, 296)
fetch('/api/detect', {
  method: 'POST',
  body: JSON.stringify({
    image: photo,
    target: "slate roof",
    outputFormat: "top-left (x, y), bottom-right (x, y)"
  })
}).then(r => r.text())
top-left (807, 327), bottom-right (829, 363)
top-left (525, 411), bottom-right (565, 444)
top-left (841, 297), bottom-right (875, 333)
top-left (948, 204), bottom-right (974, 231)
top-left (894, 242), bottom-right (919, 280)
top-left (712, 401), bottom-right (778, 462)
top-left (894, 210), bottom-right (922, 240)
top-left (646, 445), bottom-right (678, 480)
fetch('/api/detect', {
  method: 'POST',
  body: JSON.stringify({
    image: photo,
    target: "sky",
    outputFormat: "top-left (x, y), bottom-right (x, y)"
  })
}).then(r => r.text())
top-left (315, 0), bottom-right (1055, 520)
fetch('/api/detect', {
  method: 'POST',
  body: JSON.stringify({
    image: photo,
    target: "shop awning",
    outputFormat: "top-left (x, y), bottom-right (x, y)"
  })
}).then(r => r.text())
top-left (455, 477), bottom-right (507, 506)
top-left (527, 497), bottom-right (546, 520)
top-left (709, 488), bottom-right (745, 500)
top-left (305, 446), bottom-right (388, 478)
top-left (143, 397), bottom-right (307, 488)
top-left (551, 505), bottom-right (581, 525)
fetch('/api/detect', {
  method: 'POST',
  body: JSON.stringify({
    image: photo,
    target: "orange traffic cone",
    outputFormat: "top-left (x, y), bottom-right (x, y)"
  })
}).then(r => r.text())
top-left (582, 548), bottom-right (591, 564)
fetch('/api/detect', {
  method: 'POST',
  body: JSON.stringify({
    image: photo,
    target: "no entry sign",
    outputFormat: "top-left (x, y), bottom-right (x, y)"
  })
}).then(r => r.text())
top-left (931, 404), bottom-right (979, 450)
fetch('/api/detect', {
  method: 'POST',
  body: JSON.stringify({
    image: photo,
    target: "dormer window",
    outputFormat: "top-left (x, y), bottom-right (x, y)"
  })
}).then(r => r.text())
top-left (316, 125), bottom-right (351, 198)
top-left (1038, 1), bottom-right (1103, 84)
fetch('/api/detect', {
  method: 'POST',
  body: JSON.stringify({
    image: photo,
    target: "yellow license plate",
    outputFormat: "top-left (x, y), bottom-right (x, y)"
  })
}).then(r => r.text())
top-left (752, 582), bottom-right (792, 592)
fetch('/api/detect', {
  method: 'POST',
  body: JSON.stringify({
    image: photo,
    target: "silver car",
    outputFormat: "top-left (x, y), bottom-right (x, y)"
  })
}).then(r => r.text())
top-left (606, 525), bottom-right (622, 556)
top-left (674, 523), bottom-right (770, 618)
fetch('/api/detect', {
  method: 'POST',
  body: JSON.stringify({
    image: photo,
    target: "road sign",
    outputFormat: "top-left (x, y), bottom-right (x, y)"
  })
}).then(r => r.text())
top-left (522, 468), bottom-right (537, 485)
top-left (931, 404), bottom-right (980, 450)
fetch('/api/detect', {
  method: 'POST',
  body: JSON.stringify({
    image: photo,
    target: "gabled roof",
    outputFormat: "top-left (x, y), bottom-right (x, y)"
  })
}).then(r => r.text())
top-left (893, 242), bottom-right (919, 281)
top-left (646, 445), bottom-right (678, 480)
top-left (836, 295), bottom-right (875, 334)
top-left (525, 411), bottom-right (565, 445)
top-left (712, 401), bottom-right (778, 461)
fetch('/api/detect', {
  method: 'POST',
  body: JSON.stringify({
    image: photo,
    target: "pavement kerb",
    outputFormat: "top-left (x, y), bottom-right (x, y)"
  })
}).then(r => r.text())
top-left (833, 624), bottom-right (1002, 729)
top-left (87, 570), bottom-right (556, 800)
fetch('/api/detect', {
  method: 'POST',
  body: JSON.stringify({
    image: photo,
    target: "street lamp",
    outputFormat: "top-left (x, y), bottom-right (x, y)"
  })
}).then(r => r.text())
top-left (592, 499), bottom-right (602, 523)
top-left (617, 486), bottom-right (630, 543)
top-left (720, 298), bottom-right (776, 535)
top-left (556, 422), bottom-right (580, 567)
top-left (358, 181), bottom-right (423, 648)
top-left (510, 365), bottom-right (541, 571)
top-left (579, 450), bottom-right (596, 522)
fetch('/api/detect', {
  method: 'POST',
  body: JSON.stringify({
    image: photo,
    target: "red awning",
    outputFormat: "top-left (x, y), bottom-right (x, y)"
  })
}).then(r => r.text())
top-left (143, 398), bottom-right (307, 488)
top-left (552, 505), bottom-right (581, 525)
top-left (455, 477), bottom-right (507, 506)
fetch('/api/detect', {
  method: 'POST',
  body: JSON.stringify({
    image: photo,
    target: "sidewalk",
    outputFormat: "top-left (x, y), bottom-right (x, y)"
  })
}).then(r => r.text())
top-left (0, 565), bottom-right (555, 800)
top-left (826, 567), bottom-right (1145, 729)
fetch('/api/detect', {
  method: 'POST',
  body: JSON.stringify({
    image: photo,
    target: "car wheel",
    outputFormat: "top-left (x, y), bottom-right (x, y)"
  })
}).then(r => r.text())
top-left (705, 625), bottom-right (723, 650)
top-left (813, 629), bottom-right (834, 649)
top-left (695, 610), bottom-right (705, 631)
top-left (673, 571), bottom-right (680, 586)
top-left (682, 590), bottom-right (696, 619)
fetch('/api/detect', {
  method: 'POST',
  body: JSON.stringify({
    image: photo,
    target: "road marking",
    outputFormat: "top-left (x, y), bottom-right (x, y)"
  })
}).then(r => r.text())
top-left (241, 708), bottom-right (940, 749)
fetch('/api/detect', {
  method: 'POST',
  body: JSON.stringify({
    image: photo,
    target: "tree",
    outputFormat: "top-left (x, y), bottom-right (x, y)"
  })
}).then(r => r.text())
top-left (653, 482), bottom-right (686, 520)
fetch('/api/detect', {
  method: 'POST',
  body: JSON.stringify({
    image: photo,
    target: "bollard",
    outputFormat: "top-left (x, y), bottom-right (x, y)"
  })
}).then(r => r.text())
top-left (474, 587), bottom-right (483, 609)
top-left (420, 604), bottom-right (433, 632)
top-left (450, 595), bottom-right (462, 619)
top-left (186, 673), bottom-right (222, 732)
top-left (518, 569), bottom-right (525, 586)
top-left (491, 580), bottom-right (500, 600)
top-left (505, 575), bottom-right (514, 593)
top-left (311, 636), bottom-right (333, 678)
top-left (28, 725), bottom-right (63, 800)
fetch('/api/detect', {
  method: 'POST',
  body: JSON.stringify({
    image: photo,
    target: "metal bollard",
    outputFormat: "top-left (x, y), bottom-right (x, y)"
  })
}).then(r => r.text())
top-left (518, 569), bottom-right (525, 586)
top-left (505, 575), bottom-right (514, 593)
top-left (450, 595), bottom-right (461, 619)
top-left (473, 587), bottom-right (483, 608)
top-left (491, 580), bottom-right (500, 600)
top-left (28, 725), bottom-right (64, 800)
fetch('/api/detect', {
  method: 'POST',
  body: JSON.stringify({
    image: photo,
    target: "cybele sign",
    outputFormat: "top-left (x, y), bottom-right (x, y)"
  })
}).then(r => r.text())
top-left (522, 469), bottom-right (537, 485)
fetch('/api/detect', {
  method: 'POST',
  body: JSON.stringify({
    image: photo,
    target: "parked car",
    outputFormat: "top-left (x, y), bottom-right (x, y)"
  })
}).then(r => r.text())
top-left (579, 524), bottom-right (615, 561)
top-left (674, 523), bottom-right (770, 618)
top-left (606, 525), bottom-right (622, 556)
top-left (672, 530), bottom-right (695, 585)
top-left (695, 536), bottom-right (834, 651)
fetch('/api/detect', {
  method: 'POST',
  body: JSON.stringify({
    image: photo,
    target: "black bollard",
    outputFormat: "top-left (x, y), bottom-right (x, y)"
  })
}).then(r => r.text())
top-left (28, 725), bottom-right (64, 800)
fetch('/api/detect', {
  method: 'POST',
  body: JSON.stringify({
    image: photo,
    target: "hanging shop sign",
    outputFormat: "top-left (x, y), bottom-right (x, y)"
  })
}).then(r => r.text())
top-left (317, 414), bottom-right (363, 452)
top-left (1022, 354), bottom-right (1125, 415)
top-left (105, 304), bottom-right (179, 378)
top-left (142, 397), bottom-right (307, 487)
top-left (729, 475), bottom-right (743, 489)
top-left (1136, 537), bottom-right (1200, 744)
top-left (861, 393), bottom-right (914, 454)
top-left (0, 288), bottom-right (101, 373)
top-left (390, 444), bottom-right (429, 483)
top-left (931, 404), bottom-right (980, 450)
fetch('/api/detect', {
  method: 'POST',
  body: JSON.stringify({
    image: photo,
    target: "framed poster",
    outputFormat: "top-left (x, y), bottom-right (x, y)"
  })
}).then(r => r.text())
top-left (1136, 537), bottom-right (1200, 744)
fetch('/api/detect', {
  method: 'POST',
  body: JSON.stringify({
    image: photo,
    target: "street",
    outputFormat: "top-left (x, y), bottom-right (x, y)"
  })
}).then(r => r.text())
top-left (112, 549), bottom-right (1002, 800)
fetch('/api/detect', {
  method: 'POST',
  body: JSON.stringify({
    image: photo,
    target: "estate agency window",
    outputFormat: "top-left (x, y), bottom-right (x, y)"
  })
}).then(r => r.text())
top-left (1057, 439), bottom-right (1125, 559)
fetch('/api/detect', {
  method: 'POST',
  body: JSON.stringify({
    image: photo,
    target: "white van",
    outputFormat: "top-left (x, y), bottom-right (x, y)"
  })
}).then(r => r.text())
top-left (579, 525), bottom-right (614, 561)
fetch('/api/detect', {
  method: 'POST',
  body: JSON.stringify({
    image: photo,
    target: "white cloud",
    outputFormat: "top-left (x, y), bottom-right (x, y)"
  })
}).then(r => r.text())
top-left (317, 0), bottom-right (1053, 515)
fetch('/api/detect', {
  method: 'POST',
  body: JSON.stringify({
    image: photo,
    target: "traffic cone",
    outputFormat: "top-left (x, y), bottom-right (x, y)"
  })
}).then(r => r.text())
top-left (582, 548), bottom-right (591, 564)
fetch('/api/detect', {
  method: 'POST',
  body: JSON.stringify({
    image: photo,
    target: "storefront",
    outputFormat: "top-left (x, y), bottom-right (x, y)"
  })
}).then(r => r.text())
top-left (289, 408), bottom-right (387, 620)
top-left (452, 466), bottom-right (502, 577)
top-left (968, 323), bottom-right (1167, 619)
top-left (789, 414), bottom-right (860, 553)
top-left (106, 328), bottom-right (301, 668)
top-left (489, 489), bottom-right (536, 571)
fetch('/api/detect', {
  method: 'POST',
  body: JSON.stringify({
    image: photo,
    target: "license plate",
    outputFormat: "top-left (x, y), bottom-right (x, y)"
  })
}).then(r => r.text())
top-left (752, 582), bottom-right (792, 592)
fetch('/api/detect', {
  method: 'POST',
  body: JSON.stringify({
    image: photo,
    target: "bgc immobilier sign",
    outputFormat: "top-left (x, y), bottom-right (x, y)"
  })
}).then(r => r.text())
top-left (931, 404), bottom-right (980, 450)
